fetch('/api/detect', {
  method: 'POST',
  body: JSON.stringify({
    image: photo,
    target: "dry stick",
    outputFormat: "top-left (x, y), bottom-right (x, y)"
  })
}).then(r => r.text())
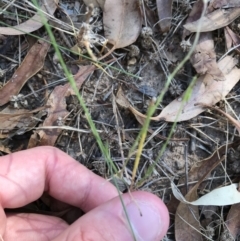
top-left (197, 103), bottom-right (240, 135)
top-left (112, 93), bottom-right (127, 177)
top-left (184, 142), bottom-right (189, 194)
top-left (77, 114), bottom-right (84, 156)
top-left (112, 94), bottom-right (132, 181)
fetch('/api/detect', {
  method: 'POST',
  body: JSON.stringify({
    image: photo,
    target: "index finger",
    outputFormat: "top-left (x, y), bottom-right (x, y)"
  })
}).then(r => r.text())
top-left (0, 146), bottom-right (118, 211)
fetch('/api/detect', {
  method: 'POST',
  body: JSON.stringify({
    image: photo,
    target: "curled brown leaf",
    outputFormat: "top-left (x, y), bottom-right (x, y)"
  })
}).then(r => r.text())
top-left (184, 8), bottom-right (240, 32)
top-left (190, 32), bottom-right (225, 81)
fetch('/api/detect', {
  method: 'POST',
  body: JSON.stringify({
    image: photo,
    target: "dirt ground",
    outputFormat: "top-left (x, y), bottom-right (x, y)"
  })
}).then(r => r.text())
top-left (1, 0), bottom-right (240, 240)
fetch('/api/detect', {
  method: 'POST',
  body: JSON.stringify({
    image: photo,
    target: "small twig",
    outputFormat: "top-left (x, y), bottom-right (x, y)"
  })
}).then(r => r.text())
top-left (112, 93), bottom-right (128, 178)
top-left (197, 103), bottom-right (240, 135)
top-left (184, 141), bottom-right (189, 194)
top-left (27, 82), bottom-right (38, 98)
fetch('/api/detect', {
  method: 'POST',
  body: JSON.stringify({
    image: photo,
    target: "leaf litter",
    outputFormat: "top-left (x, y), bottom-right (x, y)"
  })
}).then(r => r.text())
top-left (174, 141), bottom-right (240, 241)
top-left (0, 0), bottom-right (59, 35)
top-left (156, 0), bottom-right (173, 32)
top-left (2, 0), bottom-right (240, 240)
top-left (184, 7), bottom-right (240, 32)
top-left (116, 56), bottom-right (240, 122)
top-left (224, 26), bottom-right (240, 53)
top-left (103, 0), bottom-right (142, 50)
top-left (0, 38), bottom-right (50, 106)
top-left (30, 65), bottom-right (95, 146)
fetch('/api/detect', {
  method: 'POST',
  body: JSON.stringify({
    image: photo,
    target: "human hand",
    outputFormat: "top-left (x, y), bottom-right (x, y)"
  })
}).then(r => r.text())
top-left (0, 146), bottom-right (169, 241)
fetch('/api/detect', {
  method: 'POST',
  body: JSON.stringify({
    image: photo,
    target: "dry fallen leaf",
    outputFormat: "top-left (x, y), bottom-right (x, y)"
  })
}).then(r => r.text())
top-left (116, 86), bottom-right (153, 121)
top-left (32, 65), bottom-right (95, 146)
top-left (182, 0), bottom-right (204, 39)
top-left (116, 56), bottom-right (240, 123)
top-left (156, 0), bottom-right (173, 32)
top-left (116, 86), bottom-right (131, 108)
top-left (157, 56), bottom-right (240, 122)
top-left (224, 203), bottom-right (240, 239)
top-left (0, 0), bottom-right (59, 35)
top-left (208, 0), bottom-right (240, 12)
top-left (0, 106), bottom-right (47, 138)
top-left (103, 0), bottom-right (142, 49)
top-left (190, 32), bottom-right (225, 81)
top-left (173, 183), bottom-right (240, 206)
top-left (115, 57), bottom-right (238, 123)
top-left (0, 38), bottom-right (50, 106)
top-left (175, 193), bottom-right (202, 241)
top-left (184, 8), bottom-right (240, 32)
top-left (167, 142), bottom-right (236, 214)
top-left (224, 26), bottom-right (240, 53)
top-left (174, 141), bottom-right (238, 241)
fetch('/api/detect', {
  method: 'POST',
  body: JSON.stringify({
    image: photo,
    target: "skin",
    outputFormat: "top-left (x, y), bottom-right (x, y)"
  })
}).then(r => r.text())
top-left (0, 146), bottom-right (169, 241)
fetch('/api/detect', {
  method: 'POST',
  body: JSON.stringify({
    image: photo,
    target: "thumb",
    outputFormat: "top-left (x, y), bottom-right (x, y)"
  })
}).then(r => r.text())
top-left (53, 191), bottom-right (169, 241)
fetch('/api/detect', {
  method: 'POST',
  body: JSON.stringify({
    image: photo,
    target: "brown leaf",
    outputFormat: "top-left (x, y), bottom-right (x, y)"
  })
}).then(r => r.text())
top-left (156, 0), bottom-right (173, 32)
top-left (175, 141), bottom-right (239, 241)
top-left (190, 32), bottom-right (225, 81)
top-left (157, 56), bottom-right (240, 122)
top-left (116, 86), bottom-right (155, 121)
top-left (0, 39), bottom-right (50, 106)
top-left (0, 106), bottom-right (47, 137)
top-left (175, 195), bottom-right (202, 241)
top-left (184, 8), bottom-right (240, 32)
top-left (116, 86), bottom-right (131, 108)
top-left (168, 142), bottom-right (237, 214)
top-left (0, 0), bottom-right (59, 35)
top-left (103, 0), bottom-right (142, 49)
top-left (116, 56), bottom-right (240, 123)
top-left (34, 65), bottom-right (94, 146)
top-left (188, 143), bottom-right (237, 184)
top-left (224, 203), bottom-right (240, 239)
top-left (182, 0), bottom-right (205, 39)
top-left (209, 0), bottom-right (240, 11)
top-left (224, 26), bottom-right (240, 54)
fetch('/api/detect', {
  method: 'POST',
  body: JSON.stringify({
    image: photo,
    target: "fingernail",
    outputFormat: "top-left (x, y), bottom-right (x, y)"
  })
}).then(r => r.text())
top-left (124, 201), bottom-right (163, 241)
